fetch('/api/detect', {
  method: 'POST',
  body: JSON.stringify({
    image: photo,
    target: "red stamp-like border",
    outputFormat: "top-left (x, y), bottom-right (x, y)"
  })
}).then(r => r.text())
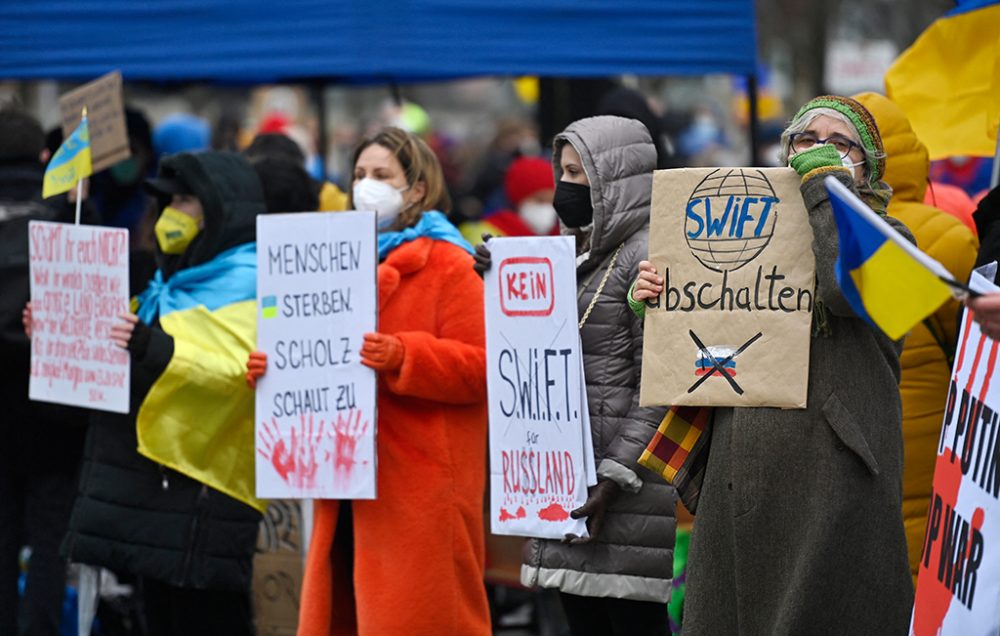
top-left (498, 257), bottom-right (555, 317)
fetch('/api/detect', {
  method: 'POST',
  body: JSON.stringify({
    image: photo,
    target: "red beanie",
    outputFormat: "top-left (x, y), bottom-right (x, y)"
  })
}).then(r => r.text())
top-left (505, 156), bottom-right (555, 208)
top-left (259, 112), bottom-right (291, 134)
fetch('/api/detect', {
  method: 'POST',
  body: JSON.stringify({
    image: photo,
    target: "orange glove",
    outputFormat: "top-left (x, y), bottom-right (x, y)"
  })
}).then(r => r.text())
top-left (246, 351), bottom-right (268, 389)
top-left (360, 332), bottom-right (404, 372)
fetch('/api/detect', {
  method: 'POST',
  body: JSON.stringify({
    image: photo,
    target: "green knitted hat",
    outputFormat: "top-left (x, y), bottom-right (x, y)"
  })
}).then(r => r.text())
top-left (792, 95), bottom-right (885, 186)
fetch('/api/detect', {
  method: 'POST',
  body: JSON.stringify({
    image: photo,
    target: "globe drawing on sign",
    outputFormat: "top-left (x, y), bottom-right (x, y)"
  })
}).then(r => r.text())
top-left (684, 168), bottom-right (780, 273)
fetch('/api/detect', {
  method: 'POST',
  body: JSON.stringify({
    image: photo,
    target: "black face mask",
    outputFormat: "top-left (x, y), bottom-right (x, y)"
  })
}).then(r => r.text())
top-left (553, 181), bottom-right (593, 228)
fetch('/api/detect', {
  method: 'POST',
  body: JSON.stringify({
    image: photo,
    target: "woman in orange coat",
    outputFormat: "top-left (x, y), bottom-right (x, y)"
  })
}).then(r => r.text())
top-left (248, 127), bottom-right (491, 635)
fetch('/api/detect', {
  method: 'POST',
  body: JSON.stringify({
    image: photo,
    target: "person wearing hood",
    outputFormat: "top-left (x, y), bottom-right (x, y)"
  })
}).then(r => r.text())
top-left (26, 151), bottom-right (267, 635)
top-left (247, 127), bottom-right (491, 635)
top-left (459, 155), bottom-right (557, 243)
top-left (853, 92), bottom-right (979, 584)
top-left (474, 115), bottom-right (676, 635)
top-left (632, 95), bottom-right (914, 634)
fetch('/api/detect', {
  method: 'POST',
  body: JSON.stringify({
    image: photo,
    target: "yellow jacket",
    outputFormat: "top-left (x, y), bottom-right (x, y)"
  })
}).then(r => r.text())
top-left (318, 181), bottom-right (348, 212)
top-left (854, 93), bottom-right (979, 584)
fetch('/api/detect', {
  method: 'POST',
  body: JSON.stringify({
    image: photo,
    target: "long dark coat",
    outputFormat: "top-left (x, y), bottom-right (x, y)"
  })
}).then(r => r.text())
top-left (683, 169), bottom-right (915, 635)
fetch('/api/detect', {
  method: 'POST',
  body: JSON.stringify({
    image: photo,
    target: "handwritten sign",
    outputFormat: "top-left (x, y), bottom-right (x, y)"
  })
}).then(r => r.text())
top-left (910, 267), bottom-right (1000, 635)
top-left (640, 167), bottom-right (815, 408)
top-left (485, 236), bottom-right (593, 539)
top-left (28, 221), bottom-right (130, 413)
top-left (255, 212), bottom-right (377, 499)
top-left (254, 500), bottom-right (306, 636)
top-left (59, 71), bottom-right (129, 172)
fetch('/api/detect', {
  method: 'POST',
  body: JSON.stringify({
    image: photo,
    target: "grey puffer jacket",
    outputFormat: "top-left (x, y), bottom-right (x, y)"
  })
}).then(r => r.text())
top-left (520, 116), bottom-right (676, 602)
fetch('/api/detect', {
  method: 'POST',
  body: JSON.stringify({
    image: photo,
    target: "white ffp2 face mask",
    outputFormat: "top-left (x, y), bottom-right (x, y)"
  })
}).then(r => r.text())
top-left (353, 178), bottom-right (407, 228)
top-left (519, 202), bottom-right (557, 235)
top-left (842, 155), bottom-right (865, 169)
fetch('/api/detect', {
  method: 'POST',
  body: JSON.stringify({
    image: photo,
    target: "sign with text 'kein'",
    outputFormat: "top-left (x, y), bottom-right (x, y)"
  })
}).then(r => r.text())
top-left (485, 236), bottom-right (594, 539)
top-left (255, 211), bottom-right (377, 499)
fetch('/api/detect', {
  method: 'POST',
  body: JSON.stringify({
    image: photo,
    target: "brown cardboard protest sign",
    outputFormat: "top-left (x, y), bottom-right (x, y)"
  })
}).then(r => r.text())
top-left (59, 71), bottom-right (130, 172)
top-left (253, 500), bottom-right (304, 636)
top-left (639, 167), bottom-right (814, 408)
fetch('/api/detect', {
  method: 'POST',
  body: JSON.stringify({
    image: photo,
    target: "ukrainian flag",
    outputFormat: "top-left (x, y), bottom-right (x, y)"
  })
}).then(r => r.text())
top-left (826, 177), bottom-right (956, 340)
top-left (42, 111), bottom-right (92, 198)
top-left (885, 0), bottom-right (1000, 159)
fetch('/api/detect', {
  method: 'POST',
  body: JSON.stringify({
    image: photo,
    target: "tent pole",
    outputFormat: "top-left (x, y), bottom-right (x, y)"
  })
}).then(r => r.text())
top-left (747, 72), bottom-right (760, 166)
top-left (311, 81), bottom-right (329, 181)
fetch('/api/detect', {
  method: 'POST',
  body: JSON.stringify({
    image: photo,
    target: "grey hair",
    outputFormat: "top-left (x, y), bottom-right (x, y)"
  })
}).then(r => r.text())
top-left (779, 107), bottom-right (884, 182)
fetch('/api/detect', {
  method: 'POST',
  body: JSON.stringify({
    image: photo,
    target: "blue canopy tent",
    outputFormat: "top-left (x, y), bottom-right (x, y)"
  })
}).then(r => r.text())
top-left (0, 0), bottom-right (760, 154)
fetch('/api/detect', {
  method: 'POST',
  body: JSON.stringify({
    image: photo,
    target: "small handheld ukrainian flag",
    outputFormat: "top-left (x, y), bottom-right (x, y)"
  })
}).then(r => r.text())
top-left (42, 108), bottom-right (92, 199)
top-left (826, 176), bottom-right (962, 340)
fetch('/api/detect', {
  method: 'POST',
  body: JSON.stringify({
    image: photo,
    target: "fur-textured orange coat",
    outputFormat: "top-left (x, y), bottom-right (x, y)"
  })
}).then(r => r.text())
top-left (297, 237), bottom-right (490, 636)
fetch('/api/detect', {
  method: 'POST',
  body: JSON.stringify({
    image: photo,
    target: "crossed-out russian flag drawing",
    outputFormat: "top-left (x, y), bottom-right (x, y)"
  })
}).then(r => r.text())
top-left (694, 346), bottom-right (737, 377)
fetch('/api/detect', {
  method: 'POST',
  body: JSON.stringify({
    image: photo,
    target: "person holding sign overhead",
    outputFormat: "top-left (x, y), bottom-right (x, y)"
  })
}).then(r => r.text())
top-left (474, 115), bottom-right (676, 636)
top-left (31, 150), bottom-right (268, 635)
top-left (631, 96), bottom-right (915, 634)
top-left (247, 127), bottom-right (491, 635)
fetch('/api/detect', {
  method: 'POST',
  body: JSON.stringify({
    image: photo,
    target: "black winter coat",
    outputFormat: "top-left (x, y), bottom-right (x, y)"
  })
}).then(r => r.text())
top-left (63, 152), bottom-right (266, 591)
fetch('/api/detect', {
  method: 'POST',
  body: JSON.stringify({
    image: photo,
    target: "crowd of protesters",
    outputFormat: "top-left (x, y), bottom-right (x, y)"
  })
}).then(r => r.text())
top-left (1, 81), bottom-right (998, 636)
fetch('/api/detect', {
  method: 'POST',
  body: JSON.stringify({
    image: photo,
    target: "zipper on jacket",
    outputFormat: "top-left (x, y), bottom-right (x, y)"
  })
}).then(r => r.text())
top-left (159, 465), bottom-right (169, 490)
top-left (179, 484), bottom-right (210, 584)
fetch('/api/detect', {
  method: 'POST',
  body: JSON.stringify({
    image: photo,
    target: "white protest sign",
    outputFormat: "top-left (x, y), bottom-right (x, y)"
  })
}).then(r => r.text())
top-left (910, 266), bottom-right (1000, 635)
top-left (29, 221), bottom-right (129, 413)
top-left (255, 212), bottom-right (377, 499)
top-left (485, 236), bottom-right (591, 539)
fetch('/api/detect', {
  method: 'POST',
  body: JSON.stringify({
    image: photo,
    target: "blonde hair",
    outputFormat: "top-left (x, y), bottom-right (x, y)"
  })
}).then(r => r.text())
top-left (350, 127), bottom-right (451, 229)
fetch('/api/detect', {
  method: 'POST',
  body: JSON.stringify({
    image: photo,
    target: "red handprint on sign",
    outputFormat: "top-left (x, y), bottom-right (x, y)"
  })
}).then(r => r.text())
top-left (330, 410), bottom-right (369, 483)
top-left (258, 415), bottom-right (326, 490)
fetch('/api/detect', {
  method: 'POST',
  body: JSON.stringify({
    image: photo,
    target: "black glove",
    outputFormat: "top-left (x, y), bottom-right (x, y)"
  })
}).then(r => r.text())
top-left (127, 319), bottom-right (153, 358)
top-left (974, 185), bottom-right (1000, 238)
top-left (473, 233), bottom-right (493, 279)
top-left (563, 479), bottom-right (619, 545)
top-left (974, 185), bottom-right (1000, 270)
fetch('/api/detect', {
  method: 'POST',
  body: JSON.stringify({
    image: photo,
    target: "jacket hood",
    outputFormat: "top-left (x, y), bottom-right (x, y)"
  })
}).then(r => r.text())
top-left (553, 116), bottom-right (655, 268)
top-left (853, 92), bottom-right (929, 203)
top-left (154, 151), bottom-right (264, 273)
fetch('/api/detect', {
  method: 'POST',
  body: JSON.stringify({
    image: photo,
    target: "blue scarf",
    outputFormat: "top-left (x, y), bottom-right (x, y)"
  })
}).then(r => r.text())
top-left (377, 211), bottom-right (473, 261)
top-left (136, 242), bottom-right (257, 325)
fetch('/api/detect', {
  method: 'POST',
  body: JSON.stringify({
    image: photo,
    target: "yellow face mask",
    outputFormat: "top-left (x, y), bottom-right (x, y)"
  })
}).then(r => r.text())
top-left (154, 206), bottom-right (201, 254)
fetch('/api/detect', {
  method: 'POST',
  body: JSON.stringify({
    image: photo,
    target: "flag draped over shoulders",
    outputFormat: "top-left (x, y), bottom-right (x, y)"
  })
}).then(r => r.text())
top-left (135, 242), bottom-right (264, 512)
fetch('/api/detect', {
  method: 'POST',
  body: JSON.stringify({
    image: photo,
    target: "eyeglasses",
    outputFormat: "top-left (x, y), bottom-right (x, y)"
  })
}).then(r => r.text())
top-left (788, 132), bottom-right (863, 159)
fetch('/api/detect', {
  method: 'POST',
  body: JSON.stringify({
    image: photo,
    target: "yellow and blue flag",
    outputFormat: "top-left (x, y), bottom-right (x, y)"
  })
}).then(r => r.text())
top-left (826, 176), bottom-right (956, 340)
top-left (42, 111), bottom-right (92, 198)
top-left (885, 0), bottom-right (1000, 159)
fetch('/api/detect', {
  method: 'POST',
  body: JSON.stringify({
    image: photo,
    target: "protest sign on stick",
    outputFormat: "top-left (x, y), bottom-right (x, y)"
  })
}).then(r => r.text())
top-left (29, 221), bottom-right (130, 413)
top-left (640, 167), bottom-right (815, 408)
top-left (59, 71), bottom-right (129, 173)
top-left (255, 211), bottom-right (377, 499)
top-left (910, 265), bottom-right (1000, 636)
top-left (485, 236), bottom-right (593, 539)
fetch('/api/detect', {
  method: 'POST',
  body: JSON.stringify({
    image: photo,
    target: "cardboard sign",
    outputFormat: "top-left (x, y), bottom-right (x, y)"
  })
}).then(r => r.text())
top-left (255, 212), bottom-right (377, 499)
top-left (910, 267), bottom-right (1000, 635)
top-left (640, 167), bottom-right (815, 408)
top-left (485, 236), bottom-right (594, 539)
top-left (28, 221), bottom-right (130, 413)
top-left (254, 500), bottom-right (305, 636)
top-left (59, 71), bottom-right (130, 172)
